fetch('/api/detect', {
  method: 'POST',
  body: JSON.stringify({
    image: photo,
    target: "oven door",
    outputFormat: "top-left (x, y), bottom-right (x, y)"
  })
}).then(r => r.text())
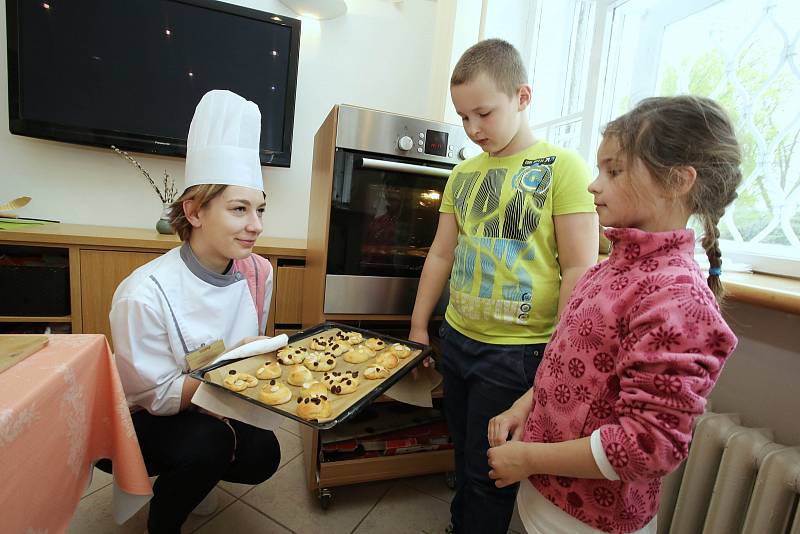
top-left (325, 150), bottom-right (451, 314)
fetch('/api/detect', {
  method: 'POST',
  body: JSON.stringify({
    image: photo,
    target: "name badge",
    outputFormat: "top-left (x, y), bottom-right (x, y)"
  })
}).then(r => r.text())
top-left (185, 339), bottom-right (226, 372)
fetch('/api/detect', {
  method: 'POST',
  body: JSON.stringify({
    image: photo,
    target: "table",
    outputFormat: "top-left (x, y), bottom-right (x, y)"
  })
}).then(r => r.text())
top-left (0, 334), bottom-right (152, 532)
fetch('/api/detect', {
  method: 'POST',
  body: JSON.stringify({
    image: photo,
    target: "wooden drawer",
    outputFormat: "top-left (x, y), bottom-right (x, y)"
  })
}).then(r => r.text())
top-left (275, 265), bottom-right (304, 324)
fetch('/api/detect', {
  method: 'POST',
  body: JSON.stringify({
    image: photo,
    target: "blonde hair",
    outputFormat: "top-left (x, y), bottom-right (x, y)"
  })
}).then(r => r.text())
top-left (450, 39), bottom-right (528, 97)
top-left (168, 184), bottom-right (228, 241)
top-left (603, 95), bottom-right (742, 300)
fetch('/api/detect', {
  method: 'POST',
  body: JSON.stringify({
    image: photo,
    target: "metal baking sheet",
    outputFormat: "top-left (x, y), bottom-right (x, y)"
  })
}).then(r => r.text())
top-left (191, 322), bottom-right (431, 430)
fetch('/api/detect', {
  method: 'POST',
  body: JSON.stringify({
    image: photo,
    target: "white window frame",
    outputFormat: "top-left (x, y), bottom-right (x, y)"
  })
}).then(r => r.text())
top-left (524, 0), bottom-right (800, 279)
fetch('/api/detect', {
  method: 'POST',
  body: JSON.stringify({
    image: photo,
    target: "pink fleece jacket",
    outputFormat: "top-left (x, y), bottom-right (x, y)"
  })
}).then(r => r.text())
top-left (522, 227), bottom-right (737, 533)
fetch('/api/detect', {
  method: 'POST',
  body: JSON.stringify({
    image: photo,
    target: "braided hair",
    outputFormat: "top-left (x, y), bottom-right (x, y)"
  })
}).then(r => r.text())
top-left (603, 96), bottom-right (742, 300)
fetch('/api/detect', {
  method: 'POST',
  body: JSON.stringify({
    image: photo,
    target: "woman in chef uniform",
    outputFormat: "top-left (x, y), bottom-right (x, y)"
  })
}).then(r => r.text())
top-left (109, 90), bottom-right (281, 534)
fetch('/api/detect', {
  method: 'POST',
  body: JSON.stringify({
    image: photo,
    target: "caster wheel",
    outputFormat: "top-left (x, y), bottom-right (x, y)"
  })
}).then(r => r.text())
top-left (318, 488), bottom-right (333, 510)
top-left (445, 471), bottom-right (456, 490)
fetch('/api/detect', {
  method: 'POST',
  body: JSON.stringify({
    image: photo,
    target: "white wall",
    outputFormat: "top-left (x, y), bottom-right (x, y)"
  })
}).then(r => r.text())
top-left (0, 0), bottom-right (444, 239)
top-left (710, 302), bottom-right (800, 446)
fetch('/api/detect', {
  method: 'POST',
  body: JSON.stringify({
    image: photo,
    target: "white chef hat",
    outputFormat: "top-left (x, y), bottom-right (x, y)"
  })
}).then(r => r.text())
top-left (183, 89), bottom-right (264, 193)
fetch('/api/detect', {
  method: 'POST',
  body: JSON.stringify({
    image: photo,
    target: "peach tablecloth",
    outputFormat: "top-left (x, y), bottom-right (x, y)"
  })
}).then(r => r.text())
top-left (0, 334), bottom-right (152, 532)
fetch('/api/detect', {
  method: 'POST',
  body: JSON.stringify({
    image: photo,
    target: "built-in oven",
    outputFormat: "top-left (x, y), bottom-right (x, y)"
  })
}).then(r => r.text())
top-left (306, 105), bottom-right (475, 318)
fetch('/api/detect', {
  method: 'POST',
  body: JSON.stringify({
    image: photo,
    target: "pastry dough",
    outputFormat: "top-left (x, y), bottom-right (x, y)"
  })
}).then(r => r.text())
top-left (324, 371), bottom-right (360, 395)
top-left (364, 365), bottom-right (391, 379)
top-left (258, 379), bottom-right (292, 405)
top-left (303, 351), bottom-right (337, 372)
top-left (223, 370), bottom-right (258, 392)
top-left (298, 380), bottom-right (328, 399)
top-left (309, 335), bottom-right (333, 351)
top-left (277, 346), bottom-right (307, 365)
top-left (343, 345), bottom-right (375, 364)
top-left (375, 351), bottom-right (399, 369)
top-left (256, 360), bottom-right (282, 379)
top-left (335, 331), bottom-right (364, 345)
top-left (296, 393), bottom-right (332, 421)
top-left (387, 343), bottom-right (413, 359)
top-left (364, 337), bottom-right (386, 351)
top-left (287, 364), bottom-right (315, 386)
top-left (327, 340), bottom-right (352, 356)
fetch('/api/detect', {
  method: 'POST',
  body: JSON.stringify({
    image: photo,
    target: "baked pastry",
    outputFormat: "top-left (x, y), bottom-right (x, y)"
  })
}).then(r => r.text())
top-left (335, 331), bottom-right (364, 345)
top-left (364, 337), bottom-right (386, 351)
top-left (375, 351), bottom-right (399, 369)
top-left (223, 370), bottom-right (258, 392)
top-left (322, 370), bottom-right (359, 388)
top-left (303, 351), bottom-right (337, 372)
top-left (298, 380), bottom-right (328, 399)
top-left (364, 365), bottom-right (391, 380)
top-left (343, 345), bottom-right (375, 364)
top-left (324, 372), bottom-right (360, 395)
top-left (287, 364), bottom-right (315, 386)
top-left (296, 393), bottom-right (332, 421)
top-left (258, 379), bottom-right (292, 405)
top-left (277, 346), bottom-right (307, 365)
top-left (327, 340), bottom-right (352, 356)
top-left (309, 335), bottom-right (332, 351)
top-left (387, 343), bottom-right (413, 359)
top-left (256, 360), bottom-right (282, 379)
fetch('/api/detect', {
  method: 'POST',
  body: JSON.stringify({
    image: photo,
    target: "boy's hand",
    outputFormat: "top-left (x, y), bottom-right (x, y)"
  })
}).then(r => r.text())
top-left (488, 403), bottom-right (530, 447)
top-left (488, 441), bottom-right (535, 488)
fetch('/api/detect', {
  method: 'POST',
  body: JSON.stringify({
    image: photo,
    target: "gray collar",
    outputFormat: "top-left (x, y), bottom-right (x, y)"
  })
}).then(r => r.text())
top-left (180, 242), bottom-right (243, 287)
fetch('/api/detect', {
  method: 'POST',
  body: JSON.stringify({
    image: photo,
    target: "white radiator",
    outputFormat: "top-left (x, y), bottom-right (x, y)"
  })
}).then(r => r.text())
top-left (658, 412), bottom-right (800, 534)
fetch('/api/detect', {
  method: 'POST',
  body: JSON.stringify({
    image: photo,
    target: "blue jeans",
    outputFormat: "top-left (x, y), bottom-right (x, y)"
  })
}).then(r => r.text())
top-left (439, 320), bottom-right (545, 534)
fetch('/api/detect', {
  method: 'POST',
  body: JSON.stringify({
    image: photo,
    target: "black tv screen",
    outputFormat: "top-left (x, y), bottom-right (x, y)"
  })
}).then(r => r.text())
top-left (6, 0), bottom-right (300, 167)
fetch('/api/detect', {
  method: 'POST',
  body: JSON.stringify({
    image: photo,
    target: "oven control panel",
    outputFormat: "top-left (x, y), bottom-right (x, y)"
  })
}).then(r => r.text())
top-left (336, 104), bottom-right (477, 165)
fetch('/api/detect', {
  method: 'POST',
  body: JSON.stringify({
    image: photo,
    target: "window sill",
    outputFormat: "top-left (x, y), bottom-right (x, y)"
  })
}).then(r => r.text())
top-left (720, 271), bottom-right (800, 315)
top-left (597, 255), bottom-right (800, 315)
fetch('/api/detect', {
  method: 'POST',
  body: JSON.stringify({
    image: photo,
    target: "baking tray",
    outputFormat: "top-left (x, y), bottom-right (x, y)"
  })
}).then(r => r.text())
top-left (191, 322), bottom-right (431, 430)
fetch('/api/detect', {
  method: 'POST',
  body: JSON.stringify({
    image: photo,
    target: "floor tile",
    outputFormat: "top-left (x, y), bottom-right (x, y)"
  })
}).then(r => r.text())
top-left (279, 418), bottom-right (302, 438)
top-left (218, 428), bottom-right (302, 498)
top-left (242, 455), bottom-right (393, 534)
top-left (353, 484), bottom-right (451, 534)
top-left (68, 485), bottom-right (235, 533)
top-left (82, 466), bottom-right (114, 497)
top-left (509, 502), bottom-right (524, 533)
top-left (400, 473), bottom-right (454, 504)
top-left (193, 501), bottom-right (292, 534)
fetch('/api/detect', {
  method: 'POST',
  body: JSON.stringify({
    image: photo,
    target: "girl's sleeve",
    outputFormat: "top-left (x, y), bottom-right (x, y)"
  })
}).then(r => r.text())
top-left (596, 279), bottom-right (737, 483)
top-left (110, 297), bottom-right (185, 416)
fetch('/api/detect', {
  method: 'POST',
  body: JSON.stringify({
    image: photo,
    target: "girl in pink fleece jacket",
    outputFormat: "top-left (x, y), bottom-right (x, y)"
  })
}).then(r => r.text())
top-left (486, 96), bottom-right (742, 534)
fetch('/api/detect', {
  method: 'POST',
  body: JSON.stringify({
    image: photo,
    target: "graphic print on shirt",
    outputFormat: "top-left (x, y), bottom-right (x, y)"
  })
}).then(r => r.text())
top-left (449, 157), bottom-right (554, 325)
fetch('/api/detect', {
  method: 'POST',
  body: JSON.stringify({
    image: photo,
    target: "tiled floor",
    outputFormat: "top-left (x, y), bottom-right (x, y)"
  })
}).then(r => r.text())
top-left (68, 419), bottom-right (525, 534)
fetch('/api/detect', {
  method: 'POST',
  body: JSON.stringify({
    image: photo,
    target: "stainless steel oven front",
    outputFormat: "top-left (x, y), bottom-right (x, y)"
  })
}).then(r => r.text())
top-left (323, 105), bottom-right (474, 315)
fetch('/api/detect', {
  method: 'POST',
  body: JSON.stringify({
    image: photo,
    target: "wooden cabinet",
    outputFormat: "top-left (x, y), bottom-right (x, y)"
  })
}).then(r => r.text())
top-left (80, 250), bottom-right (161, 345)
top-left (0, 224), bottom-right (306, 340)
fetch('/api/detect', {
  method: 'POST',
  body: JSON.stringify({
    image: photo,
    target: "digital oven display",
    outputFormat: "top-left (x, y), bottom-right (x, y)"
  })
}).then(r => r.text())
top-left (424, 130), bottom-right (449, 157)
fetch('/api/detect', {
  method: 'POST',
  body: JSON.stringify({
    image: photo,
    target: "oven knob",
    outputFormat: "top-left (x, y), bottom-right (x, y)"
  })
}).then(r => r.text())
top-left (398, 136), bottom-right (414, 151)
top-left (458, 147), bottom-right (474, 160)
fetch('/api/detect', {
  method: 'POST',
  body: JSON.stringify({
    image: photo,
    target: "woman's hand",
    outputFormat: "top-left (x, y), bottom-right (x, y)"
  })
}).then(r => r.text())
top-left (488, 401), bottom-right (531, 447)
top-left (488, 441), bottom-right (536, 488)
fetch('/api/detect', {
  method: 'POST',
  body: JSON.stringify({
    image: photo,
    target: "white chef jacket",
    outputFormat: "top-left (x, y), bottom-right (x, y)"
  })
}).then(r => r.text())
top-left (110, 243), bottom-right (273, 415)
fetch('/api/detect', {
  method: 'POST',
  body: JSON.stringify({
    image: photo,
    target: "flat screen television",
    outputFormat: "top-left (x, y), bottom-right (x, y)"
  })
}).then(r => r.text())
top-left (6, 0), bottom-right (300, 167)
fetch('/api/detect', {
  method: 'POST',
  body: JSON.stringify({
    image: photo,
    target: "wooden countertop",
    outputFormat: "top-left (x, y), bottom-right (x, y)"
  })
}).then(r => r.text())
top-left (597, 254), bottom-right (800, 316)
top-left (0, 223), bottom-right (307, 257)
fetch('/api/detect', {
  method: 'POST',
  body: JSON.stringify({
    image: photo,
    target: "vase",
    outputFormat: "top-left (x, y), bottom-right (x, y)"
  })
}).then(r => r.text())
top-left (156, 203), bottom-right (174, 234)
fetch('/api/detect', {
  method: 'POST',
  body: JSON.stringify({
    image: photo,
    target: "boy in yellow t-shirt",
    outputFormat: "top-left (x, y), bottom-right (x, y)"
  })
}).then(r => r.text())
top-left (409, 39), bottom-right (598, 533)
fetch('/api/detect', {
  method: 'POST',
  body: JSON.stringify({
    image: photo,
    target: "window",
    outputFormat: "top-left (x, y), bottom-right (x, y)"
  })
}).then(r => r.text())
top-left (524, 0), bottom-right (800, 277)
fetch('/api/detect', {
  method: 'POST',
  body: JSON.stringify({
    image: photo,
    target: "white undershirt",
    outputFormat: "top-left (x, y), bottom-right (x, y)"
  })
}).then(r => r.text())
top-left (516, 429), bottom-right (655, 533)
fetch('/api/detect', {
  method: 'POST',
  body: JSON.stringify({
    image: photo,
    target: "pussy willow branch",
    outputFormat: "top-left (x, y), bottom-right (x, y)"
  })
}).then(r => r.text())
top-left (111, 145), bottom-right (177, 203)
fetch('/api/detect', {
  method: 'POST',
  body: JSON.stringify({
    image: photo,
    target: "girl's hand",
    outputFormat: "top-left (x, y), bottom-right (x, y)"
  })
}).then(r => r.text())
top-left (488, 441), bottom-right (536, 488)
top-left (488, 403), bottom-right (530, 447)
top-left (409, 327), bottom-right (432, 378)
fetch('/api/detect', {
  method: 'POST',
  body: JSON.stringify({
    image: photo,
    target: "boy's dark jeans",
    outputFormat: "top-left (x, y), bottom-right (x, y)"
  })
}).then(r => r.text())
top-left (439, 320), bottom-right (545, 534)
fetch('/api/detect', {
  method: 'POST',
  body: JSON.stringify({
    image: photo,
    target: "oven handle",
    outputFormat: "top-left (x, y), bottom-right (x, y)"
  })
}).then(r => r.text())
top-left (358, 157), bottom-right (452, 178)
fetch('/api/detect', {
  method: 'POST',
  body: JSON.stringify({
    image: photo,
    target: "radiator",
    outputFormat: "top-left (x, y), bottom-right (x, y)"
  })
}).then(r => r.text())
top-left (658, 412), bottom-right (800, 534)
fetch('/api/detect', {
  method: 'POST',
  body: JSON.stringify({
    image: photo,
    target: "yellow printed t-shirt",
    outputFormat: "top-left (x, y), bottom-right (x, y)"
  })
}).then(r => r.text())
top-left (440, 141), bottom-right (594, 345)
